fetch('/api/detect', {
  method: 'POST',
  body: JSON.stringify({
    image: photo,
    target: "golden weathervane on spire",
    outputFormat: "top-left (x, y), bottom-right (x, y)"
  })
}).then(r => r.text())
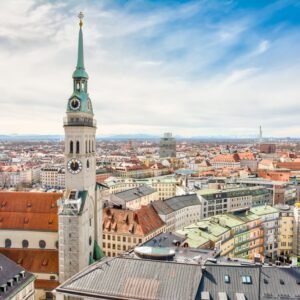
top-left (78, 12), bottom-right (84, 27)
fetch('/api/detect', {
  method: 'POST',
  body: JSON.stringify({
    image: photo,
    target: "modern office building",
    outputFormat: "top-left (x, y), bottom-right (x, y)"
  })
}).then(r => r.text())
top-left (159, 133), bottom-right (176, 158)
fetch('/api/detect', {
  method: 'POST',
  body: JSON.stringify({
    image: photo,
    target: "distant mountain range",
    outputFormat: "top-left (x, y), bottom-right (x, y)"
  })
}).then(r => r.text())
top-left (0, 134), bottom-right (296, 142)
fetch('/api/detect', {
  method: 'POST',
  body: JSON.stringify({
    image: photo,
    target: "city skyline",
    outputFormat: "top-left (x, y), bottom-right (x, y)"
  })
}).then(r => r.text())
top-left (1, 0), bottom-right (300, 137)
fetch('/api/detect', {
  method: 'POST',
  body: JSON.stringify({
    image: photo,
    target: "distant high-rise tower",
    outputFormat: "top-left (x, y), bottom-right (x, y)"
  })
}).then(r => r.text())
top-left (259, 125), bottom-right (263, 143)
top-left (159, 133), bottom-right (176, 158)
top-left (58, 13), bottom-right (100, 282)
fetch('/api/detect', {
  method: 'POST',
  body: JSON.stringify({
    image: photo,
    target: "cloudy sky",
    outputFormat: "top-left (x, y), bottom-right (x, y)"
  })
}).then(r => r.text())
top-left (1, 0), bottom-right (300, 137)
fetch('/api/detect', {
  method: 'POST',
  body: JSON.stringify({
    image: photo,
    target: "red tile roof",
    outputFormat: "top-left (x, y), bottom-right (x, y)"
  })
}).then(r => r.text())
top-left (276, 162), bottom-right (300, 171)
top-left (0, 192), bottom-right (61, 213)
top-left (103, 206), bottom-right (165, 236)
top-left (212, 153), bottom-right (240, 162)
top-left (0, 212), bottom-right (58, 231)
top-left (0, 248), bottom-right (58, 274)
top-left (35, 279), bottom-right (59, 290)
top-left (238, 152), bottom-right (256, 160)
top-left (0, 192), bottom-right (61, 231)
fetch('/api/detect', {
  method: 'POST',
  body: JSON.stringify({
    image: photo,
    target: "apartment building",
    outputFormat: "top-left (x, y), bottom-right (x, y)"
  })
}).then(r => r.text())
top-left (250, 205), bottom-right (279, 259)
top-left (152, 194), bottom-right (201, 231)
top-left (109, 185), bottom-right (158, 210)
top-left (211, 153), bottom-right (241, 169)
top-left (104, 175), bottom-right (177, 200)
top-left (197, 187), bottom-right (271, 218)
top-left (293, 202), bottom-right (300, 256)
top-left (40, 166), bottom-right (65, 189)
top-left (113, 165), bottom-right (170, 179)
top-left (0, 166), bottom-right (40, 188)
top-left (277, 205), bottom-right (294, 257)
top-left (102, 206), bottom-right (165, 257)
top-left (176, 210), bottom-right (265, 260)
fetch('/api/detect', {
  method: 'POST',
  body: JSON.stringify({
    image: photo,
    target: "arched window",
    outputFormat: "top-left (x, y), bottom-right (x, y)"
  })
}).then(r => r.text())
top-left (39, 240), bottom-right (46, 249)
top-left (87, 160), bottom-right (90, 169)
top-left (5, 239), bottom-right (11, 248)
top-left (70, 141), bottom-right (73, 154)
top-left (76, 141), bottom-right (80, 154)
top-left (22, 240), bottom-right (29, 248)
top-left (85, 140), bottom-right (88, 153)
top-left (92, 140), bottom-right (94, 152)
top-left (89, 140), bottom-right (91, 153)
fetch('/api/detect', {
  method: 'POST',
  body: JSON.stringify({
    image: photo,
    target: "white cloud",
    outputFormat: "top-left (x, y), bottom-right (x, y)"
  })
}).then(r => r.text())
top-left (0, 0), bottom-right (300, 137)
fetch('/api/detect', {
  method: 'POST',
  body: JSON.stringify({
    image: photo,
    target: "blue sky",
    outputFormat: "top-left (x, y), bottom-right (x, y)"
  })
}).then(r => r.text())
top-left (1, 0), bottom-right (300, 137)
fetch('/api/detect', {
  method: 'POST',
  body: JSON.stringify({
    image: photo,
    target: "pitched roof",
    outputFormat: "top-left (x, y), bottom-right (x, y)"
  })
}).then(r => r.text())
top-left (57, 257), bottom-right (203, 300)
top-left (0, 254), bottom-right (35, 299)
top-left (0, 249), bottom-right (58, 274)
top-left (260, 267), bottom-right (300, 299)
top-left (200, 263), bottom-right (261, 300)
top-left (164, 194), bottom-right (200, 211)
top-left (0, 192), bottom-right (61, 213)
top-left (152, 200), bottom-right (174, 215)
top-left (211, 153), bottom-right (240, 163)
top-left (103, 206), bottom-right (165, 236)
top-left (238, 152), bottom-right (256, 160)
top-left (276, 161), bottom-right (300, 170)
top-left (114, 185), bottom-right (157, 202)
top-left (0, 192), bottom-right (61, 231)
top-left (35, 279), bottom-right (59, 291)
top-left (0, 212), bottom-right (58, 231)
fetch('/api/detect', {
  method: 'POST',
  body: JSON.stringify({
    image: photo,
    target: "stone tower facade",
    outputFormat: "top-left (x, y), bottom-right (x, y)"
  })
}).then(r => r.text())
top-left (58, 13), bottom-right (98, 283)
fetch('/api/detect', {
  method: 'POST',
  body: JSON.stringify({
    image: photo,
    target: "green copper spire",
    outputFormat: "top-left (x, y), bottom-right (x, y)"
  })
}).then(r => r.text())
top-left (67, 12), bottom-right (94, 115)
top-left (73, 12), bottom-right (88, 79)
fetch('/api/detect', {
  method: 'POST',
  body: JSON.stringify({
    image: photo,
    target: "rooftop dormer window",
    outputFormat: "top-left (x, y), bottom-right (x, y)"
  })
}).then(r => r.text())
top-left (241, 275), bottom-right (252, 284)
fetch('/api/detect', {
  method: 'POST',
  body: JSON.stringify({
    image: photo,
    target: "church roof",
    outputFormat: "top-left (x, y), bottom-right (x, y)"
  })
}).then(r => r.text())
top-left (0, 248), bottom-right (58, 274)
top-left (0, 192), bottom-right (61, 231)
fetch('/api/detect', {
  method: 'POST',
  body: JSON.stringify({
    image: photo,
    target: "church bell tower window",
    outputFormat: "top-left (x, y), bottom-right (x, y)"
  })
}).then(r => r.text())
top-left (70, 141), bottom-right (74, 154)
top-left (76, 141), bottom-right (80, 154)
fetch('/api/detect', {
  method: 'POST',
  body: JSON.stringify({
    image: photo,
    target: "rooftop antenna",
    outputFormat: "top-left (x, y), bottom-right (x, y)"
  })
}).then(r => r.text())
top-left (258, 125), bottom-right (263, 144)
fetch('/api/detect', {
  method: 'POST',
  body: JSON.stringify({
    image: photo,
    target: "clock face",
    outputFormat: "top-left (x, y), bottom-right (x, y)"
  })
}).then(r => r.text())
top-left (70, 98), bottom-right (80, 110)
top-left (67, 159), bottom-right (82, 174)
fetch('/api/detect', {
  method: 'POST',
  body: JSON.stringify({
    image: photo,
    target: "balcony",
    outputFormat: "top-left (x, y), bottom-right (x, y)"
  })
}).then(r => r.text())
top-left (63, 117), bottom-right (96, 128)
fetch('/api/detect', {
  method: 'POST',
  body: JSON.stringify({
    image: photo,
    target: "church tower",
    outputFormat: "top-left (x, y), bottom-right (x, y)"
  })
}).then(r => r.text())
top-left (58, 12), bottom-right (97, 282)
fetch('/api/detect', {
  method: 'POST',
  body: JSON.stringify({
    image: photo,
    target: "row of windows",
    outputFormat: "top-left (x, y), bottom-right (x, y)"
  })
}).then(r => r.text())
top-left (3, 239), bottom-right (58, 249)
top-left (103, 243), bottom-right (127, 251)
top-left (69, 140), bottom-right (95, 154)
top-left (103, 234), bottom-right (142, 244)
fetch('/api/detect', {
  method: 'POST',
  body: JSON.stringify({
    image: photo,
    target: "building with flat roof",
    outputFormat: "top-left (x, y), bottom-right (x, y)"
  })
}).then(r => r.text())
top-left (250, 205), bottom-right (279, 259)
top-left (197, 186), bottom-right (271, 218)
top-left (159, 133), bottom-right (176, 158)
